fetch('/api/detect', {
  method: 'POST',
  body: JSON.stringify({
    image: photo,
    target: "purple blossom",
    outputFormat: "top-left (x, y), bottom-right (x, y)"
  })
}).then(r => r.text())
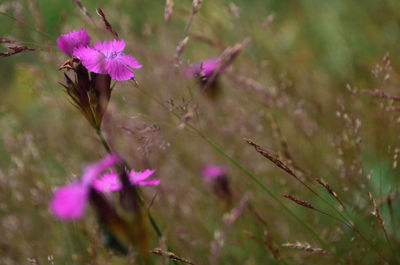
top-left (92, 169), bottom-right (159, 193)
top-left (73, 39), bottom-right (142, 81)
top-left (185, 58), bottom-right (220, 79)
top-left (57, 29), bottom-right (91, 57)
top-left (202, 165), bottom-right (228, 182)
top-left (50, 154), bottom-right (121, 221)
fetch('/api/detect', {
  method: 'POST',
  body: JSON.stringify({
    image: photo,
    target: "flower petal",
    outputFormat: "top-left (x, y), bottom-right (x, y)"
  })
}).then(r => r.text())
top-left (81, 154), bottom-right (122, 187)
top-left (105, 57), bottom-right (135, 81)
top-left (93, 39), bottom-right (125, 56)
top-left (119, 54), bottom-right (142, 69)
top-left (202, 165), bottom-right (228, 181)
top-left (129, 169), bottom-right (156, 182)
top-left (73, 46), bottom-right (107, 74)
top-left (110, 39), bottom-right (126, 53)
top-left (136, 179), bottom-right (160, 186)
top-left (50, 183), bottom-right (88, 221)
top-left (57, 29), bottom-right (91, 57)
top-left (186, 58), bottom-right (220, 78)
top-left (92, 172), bottom-right (122, 192)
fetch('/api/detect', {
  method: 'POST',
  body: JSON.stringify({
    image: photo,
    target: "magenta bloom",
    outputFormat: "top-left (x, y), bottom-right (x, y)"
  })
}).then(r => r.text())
top-left (185, 58), bottom-right (220, 79)
top-left (57, 29), bottom-right (91, 57)
top-left (73, 39), bottom-right (142, 81)
top-left (202, 165), bottom-right (228, 182)
top-left (92, 169), bottom-right (159, 193)
top-left (50, 154), bottom-right (121, 221)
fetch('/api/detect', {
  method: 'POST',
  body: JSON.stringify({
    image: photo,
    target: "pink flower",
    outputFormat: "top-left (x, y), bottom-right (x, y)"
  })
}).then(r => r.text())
top-left (92, 169), bottom-right (159, 193)
top-left (73, 39), bottom-right (142, 81)
top-left (57, 29), bottom-right (91, 57)
top-left (50, 154), bottom-right (121, 221)
top-left (185, 58), bottom-right (220, 79)
top-left (202, 165), bottom-right (228, 182)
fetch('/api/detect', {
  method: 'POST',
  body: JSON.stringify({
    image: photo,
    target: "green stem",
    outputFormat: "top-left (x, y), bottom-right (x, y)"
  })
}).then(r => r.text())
top-left (96, 129), bottom-right (112, 153)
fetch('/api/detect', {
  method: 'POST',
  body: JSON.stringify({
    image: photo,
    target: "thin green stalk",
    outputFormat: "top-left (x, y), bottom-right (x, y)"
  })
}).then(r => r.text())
top-left (96, 129), bottom-right (112, 153)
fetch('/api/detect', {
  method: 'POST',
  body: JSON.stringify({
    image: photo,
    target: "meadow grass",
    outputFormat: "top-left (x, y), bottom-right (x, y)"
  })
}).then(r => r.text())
top-left (1, 0), bottom-right (400, 264)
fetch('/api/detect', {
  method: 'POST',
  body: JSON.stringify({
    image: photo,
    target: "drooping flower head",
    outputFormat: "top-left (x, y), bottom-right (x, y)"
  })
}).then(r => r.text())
top-left (57, 29), bottom-right (91, 57)
top-left (185, 58), bottom-right (220, 81)
top-left (202, 165), bottom-right (228, 182)
top-left (202, 164), bottom-right (232, 206)
top-left (93, 169), bottom-right (159, 193)
top-left (50, 154), bottom-right (121, 221)
top-left (185, 58), bottom-right (225, 98)
top-left (74, 39), bottom-right (142, 81)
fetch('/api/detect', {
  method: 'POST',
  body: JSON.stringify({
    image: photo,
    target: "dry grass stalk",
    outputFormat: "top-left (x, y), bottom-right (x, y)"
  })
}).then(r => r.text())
top-left (0, 37), bottom-right (17, 44)
top-left (244, 230), bottom-right (280, 259)
top-left (247, 206), bottom-right (281, 259)
top-left (316, 178), bottom-right (345, 209)
top-left (189, 31), bottom-right (226, 50)
top-left (360, 89), bottom-right (400, 101)
top-left (267, 113), bottom-right (293, 163)
top-left (263, 230), bottom-right (280, 259)
top-left (218, 37), bottom-right (251, 71)
top-left (245, 138), bottom-right (297, 178)
top-left (283, 194), bottom-right (316, 210)
top-left (224, 70), bottom-right (275, 105)
top-left (28, 0), bottom-right (44, 30)
top-left (262, 14), bottom-right (275, 28)
top-left (282, 242), bottom-right (331, 255)
top-left (368, 192), bottom-right (391, 247)
top-left (174, 36), bottom-right (189, 67)
top-left (267, 114), bottom-right (320, 182)
top-left (192, 0), bottom-right (203, 14)
top-left (223, 194), bottom-right (249, 228)
top-left (71, 0), bottom-right (94, 22)
top-left (203, 37), bottom-right (251, 91)
top-left (229, 3), bottom-right (240, 19)
top-left (96, 8), bottom-right (119, 39)
top-left (47, 256), bottom-right (55, 265)
top-left (0, 45), bottom-right (35, 57)
top-left (27, 258), bottom-right (41, 265)
top-left (165, 0), bottom-right (174, 24)
top-left (151, 248), bottom-right (195, 265)
top-left (249, 206), bottom-right (269, 227)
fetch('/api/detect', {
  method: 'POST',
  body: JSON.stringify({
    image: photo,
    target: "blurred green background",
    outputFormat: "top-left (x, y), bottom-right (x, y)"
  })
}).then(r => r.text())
top-left (1, 0), bottom-right (400, 264)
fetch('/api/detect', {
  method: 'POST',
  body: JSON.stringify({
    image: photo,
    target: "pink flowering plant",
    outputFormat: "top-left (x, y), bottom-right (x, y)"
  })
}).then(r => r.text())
top-left (74, 39), bottom-right (142, 81)
top-left (51, 21), bottom-right (163, 258)
top-left (57, 29), bottom-right (141, 130)
top-left (57, 29), bottom-right (91, 57)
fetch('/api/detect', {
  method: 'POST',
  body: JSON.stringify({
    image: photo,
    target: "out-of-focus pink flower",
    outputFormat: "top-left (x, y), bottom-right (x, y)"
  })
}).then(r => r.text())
top-left (202, 164), bottom-right (232, 205)
top-left (57, 29), bottom-right (91, 57)
top-left (202, 165), bottom-right (228, 182)
top-left (50, 154), bottom-right (121, 221)
top-left (73, 39), bottom-right (142, 81)
top-left (185, 58), bottom-right (220, 79)
top-left (92, 169), bottom-right (159, 193)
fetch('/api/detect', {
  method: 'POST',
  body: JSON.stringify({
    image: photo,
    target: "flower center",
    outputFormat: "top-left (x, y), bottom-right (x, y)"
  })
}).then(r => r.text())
top-left (107, 51), bottom-right (123, 59)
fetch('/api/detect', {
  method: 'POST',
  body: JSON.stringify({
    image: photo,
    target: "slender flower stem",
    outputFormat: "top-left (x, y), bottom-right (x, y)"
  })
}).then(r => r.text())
top-left (96, 129), bottom-right (112, 153)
